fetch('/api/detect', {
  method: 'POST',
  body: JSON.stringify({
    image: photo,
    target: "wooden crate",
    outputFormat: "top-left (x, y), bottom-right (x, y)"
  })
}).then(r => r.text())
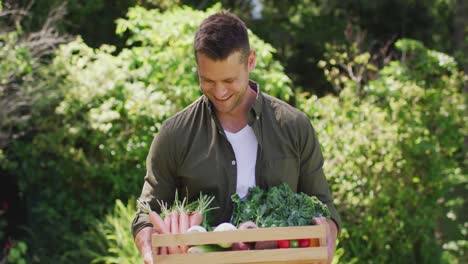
top-left (152, 225), bottom-right (327, 264)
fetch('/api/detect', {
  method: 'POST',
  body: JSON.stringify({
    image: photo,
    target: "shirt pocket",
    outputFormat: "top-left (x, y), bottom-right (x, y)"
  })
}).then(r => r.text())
top-left (260, 158), bottom-right (299, 191)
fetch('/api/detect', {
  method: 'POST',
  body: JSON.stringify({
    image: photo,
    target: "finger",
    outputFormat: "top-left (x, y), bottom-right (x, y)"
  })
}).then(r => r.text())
top-left (312, 216), bottom-right (326, 225)
top-left (160, 246), bottom-right (167, 255)
top-left (312, 217), bottom-right (320, 225)
top-left (143, 251), bottom-right (153, 264)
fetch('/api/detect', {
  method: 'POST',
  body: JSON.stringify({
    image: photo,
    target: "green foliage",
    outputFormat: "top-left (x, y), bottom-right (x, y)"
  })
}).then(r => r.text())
top-left (3, 1), bottom-right (464, 263)
top-left (318, 41), bottom-right (378, 96)
top-left (138, 0), bottom-right (181, 10)
top-left (114, 4), bottom-right (292, 102)
top-left (232, 183), bottom-right (330, 228)
top-left (245, 0), bottom-right (459, 96)
top-left (393, 39), bottom-right (459, 87)
top-left (249, 0), bottom-right (348, 96)
top-left (77, 199), bottom-right (141, 264)
top-left (7, 4), bottom-right (292, 262)
top-left (298, 38), bottom-right (466, 263)
top-left (336, 0), bottom-right (456, 53)
top-left (7, 241), bottom-right (28, 264)
top-left (0, 31), bottom-right (35, 154)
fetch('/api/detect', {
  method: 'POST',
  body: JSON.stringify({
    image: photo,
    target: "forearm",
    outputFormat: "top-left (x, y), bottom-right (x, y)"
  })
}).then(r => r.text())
top-left (134, 226), bottom-right (153, 259)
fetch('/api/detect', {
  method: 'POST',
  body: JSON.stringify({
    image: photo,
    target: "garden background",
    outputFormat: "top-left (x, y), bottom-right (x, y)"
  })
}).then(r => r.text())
top-left (0, 0), bottom-right (466, 263)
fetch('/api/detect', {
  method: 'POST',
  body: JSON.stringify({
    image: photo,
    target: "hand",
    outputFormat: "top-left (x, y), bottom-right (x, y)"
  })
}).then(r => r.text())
top-left (134, 227), bottom-right (155, 264)
top-left (313, 217), bottom-right (337, 264)
top-left (142, 250), bottom-right (153, 264)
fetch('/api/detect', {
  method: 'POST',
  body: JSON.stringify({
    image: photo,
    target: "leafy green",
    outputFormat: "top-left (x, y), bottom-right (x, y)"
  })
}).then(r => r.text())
top-left (232, 183), bottom-right (330, 228)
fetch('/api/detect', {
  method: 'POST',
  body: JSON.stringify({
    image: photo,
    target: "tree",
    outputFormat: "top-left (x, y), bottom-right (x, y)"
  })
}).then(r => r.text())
top-left (298, 38), bottom-right (466, 263)
top-left (0, 1), bottom-right (68, 157)
top-left (8, 4), bottom-right (293, 262)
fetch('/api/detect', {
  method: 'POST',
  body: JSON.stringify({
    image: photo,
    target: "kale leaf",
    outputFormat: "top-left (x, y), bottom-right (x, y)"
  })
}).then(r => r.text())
top-left (231, 183), bottom-right (331, 227)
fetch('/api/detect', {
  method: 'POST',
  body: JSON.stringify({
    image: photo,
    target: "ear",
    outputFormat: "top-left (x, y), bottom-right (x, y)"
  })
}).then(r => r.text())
top-left (248, 50), bottom-right (256, 72)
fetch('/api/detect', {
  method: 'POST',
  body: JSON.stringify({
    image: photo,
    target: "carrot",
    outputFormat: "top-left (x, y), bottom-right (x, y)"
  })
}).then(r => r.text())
top-left (179, 211), bottom-right (190, 233)
top-left (164, 215), bottom-right (171, 233)
top-left (179, 211), bottom-right (190, 252)
top-left (164, 214), bottom-right (182, 255)
top-left (161, 215), bottom-right (172, 255)
top-left (148, 211), bottom-right (172, 255)
top-left (137, 199), bottom-right (167, 232)
top-left (170, 211), bottom-right (179, 234)
top-left (189, 211), bottom-right (203, 227)
top-left (148, 211), bottom-right (169, 234)
top-left (137, 199), bottom-right (175, 254)
top-left (168, 212), bottom-right (182, 254)
top-left (138, 193), bottom-right (219, 255)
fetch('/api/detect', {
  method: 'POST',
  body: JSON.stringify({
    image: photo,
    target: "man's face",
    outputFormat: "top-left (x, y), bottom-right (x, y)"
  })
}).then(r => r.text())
top-left (197, 50), bottom-right (256, 115)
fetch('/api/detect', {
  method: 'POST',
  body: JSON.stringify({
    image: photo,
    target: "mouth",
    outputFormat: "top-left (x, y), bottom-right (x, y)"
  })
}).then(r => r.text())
top-left (214, 95), bottom-right (232, 102)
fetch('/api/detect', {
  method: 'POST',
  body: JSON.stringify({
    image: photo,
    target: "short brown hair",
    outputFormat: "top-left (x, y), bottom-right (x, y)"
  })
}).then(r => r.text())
top-left (194, 12), bottom-right (250, 62)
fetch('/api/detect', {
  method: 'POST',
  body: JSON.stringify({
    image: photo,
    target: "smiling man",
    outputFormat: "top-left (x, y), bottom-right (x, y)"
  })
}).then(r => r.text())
top-left (132, 11), bottom-right (341, 264)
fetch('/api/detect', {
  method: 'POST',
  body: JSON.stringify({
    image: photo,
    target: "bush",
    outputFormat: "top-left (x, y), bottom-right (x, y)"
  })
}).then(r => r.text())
top-left (7, 4), bottom-right (293, 262)
top-left (77, 199), bottom-right (140, 264)
top-left (298, 39), bottom-right (466, 263)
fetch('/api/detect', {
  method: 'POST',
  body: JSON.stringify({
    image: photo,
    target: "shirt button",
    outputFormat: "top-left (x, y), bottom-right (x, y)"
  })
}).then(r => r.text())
top-left (232, 160), bottom-right (236, 165)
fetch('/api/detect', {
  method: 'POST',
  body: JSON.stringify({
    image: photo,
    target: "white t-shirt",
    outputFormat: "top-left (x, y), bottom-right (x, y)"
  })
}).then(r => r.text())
top-left (224, 125), bottom-right (258, 198)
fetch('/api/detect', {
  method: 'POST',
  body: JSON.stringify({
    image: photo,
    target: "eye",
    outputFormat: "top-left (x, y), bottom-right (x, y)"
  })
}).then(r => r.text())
top-left (202, 79), bottom-right (214, 84)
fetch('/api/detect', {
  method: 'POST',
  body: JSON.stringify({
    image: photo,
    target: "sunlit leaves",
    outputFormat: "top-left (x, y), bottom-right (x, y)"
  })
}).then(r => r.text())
top-left (298, 38), bottom-right (466, 263)
top-left (10, 4), bottom-right (294, 262)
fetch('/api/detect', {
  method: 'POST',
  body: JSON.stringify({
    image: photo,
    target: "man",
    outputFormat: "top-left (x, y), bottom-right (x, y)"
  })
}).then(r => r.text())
top-left (132, 11), bottom-right (341, 264)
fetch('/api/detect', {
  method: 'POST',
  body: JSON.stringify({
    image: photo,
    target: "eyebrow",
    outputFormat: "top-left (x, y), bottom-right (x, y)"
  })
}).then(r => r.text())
top-left (200, 76), bottom-right (236, 82)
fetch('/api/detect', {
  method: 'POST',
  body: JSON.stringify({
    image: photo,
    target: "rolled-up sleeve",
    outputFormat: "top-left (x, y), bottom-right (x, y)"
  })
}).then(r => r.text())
top-left (131, 123), bottom-right (178, 238)
top-left (297, 113), bottom-right (342, 231)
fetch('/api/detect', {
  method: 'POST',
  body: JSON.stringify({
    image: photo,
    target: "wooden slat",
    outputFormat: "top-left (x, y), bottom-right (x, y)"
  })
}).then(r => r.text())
top-left (152, 225), bottom-right (326, 247)
top-left (153, 247), bottom-right (327, 264)
top-left (319, 237), bottom-right (327, 247)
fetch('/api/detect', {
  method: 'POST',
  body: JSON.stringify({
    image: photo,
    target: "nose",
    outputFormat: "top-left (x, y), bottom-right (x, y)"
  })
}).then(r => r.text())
top-left (213, 83), bottom-right (229, 99)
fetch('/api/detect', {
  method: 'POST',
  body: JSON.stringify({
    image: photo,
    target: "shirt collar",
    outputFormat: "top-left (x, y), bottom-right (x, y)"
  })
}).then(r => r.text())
top-left (248, 80), bottom-right (263, 124)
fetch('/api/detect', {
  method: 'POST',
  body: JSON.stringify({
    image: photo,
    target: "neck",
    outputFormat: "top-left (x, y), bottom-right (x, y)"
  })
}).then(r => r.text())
top-left (217, 87), bottom-right (256, 133)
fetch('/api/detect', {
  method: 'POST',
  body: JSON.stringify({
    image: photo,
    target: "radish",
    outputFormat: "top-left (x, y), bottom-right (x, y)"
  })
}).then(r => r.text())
top-left (255, 240), bottom-right (278, 250)
top-left (137, 199), bottom-right (181, 254)
top-left (137, 199), bottom-right (169, 234)
top-left (213, 223), bottom-right (237, 248)
top-left (232, 221), bottom-right (257, 251)
top-left (187, 245), bottom-right (225, 253)
top-left (213, 222), bottom-right (237, 232)
top-left (138, 192), bottom-right (219, 254)
top-left (189, 211), bottom-right (203, 227)
top-left (187, 225), bottom-right (207, 233)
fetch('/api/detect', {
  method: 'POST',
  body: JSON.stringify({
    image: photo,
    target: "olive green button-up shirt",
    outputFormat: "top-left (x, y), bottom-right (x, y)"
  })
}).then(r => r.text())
top-left (132, 81), bottom-right (341, 237)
